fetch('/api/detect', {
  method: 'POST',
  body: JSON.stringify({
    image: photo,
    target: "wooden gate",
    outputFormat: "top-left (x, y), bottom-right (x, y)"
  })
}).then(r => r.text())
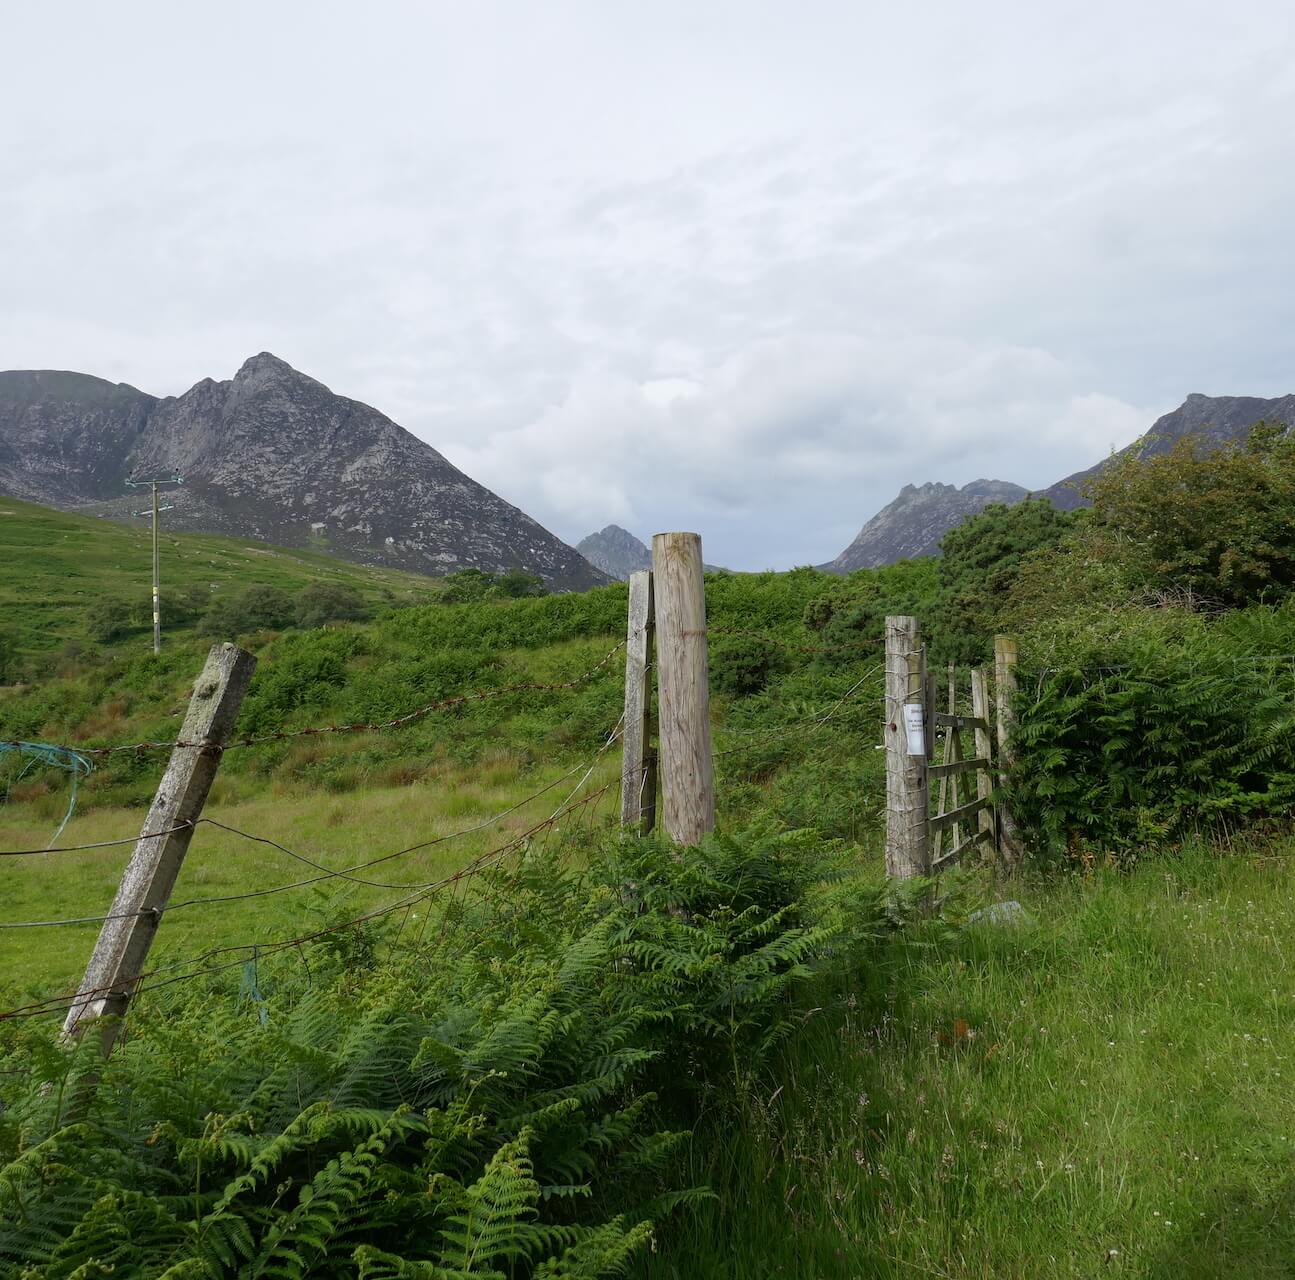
top-left (928, 663), bottom-right (995, 873)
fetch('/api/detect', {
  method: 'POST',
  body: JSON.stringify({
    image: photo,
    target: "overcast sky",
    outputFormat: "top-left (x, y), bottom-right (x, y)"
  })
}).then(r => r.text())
top-left (4, 2), bottom-right (1294, 569)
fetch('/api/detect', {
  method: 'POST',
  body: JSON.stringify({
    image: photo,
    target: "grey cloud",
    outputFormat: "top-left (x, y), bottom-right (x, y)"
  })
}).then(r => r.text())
top-left (2, 2), bottom-right (1292, 569)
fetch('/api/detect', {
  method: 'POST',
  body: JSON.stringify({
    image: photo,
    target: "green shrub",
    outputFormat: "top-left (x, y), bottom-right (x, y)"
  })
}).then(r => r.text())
top-left (85, 599), bottom-right (137, 644)
top-left (439, 568), bottom-right (498, 603)
top-left (930, 499), bottom-right (1076, 665)
top-left (200, 584), bottom-right (296, 637)
top-left (1081, 422), bottom-right (1295, 608)
top-left (709, 632), bottom-right (789, 697)
top-left (1009, 600), bottom-right (1295, 859)
top-left (295, 582), bottom-right (371, 629)
top-left (494, 567), bottom-right (547, 599)
top-left (0, 632), bottom-right (18, 685)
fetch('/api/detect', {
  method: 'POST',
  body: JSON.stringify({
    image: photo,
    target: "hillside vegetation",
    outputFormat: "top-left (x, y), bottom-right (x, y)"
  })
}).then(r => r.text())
top-left (3, 424), bottom-right (1295, 1277)
top-left (0, 498), bottom-right (442, 671)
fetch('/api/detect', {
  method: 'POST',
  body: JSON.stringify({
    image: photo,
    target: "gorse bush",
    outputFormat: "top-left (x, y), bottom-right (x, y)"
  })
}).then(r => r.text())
top-left (929, 500), bottom-right (1075, 667)
top-left (0, 828), bottom-right (900, 1278)
top-left (1082, 422), bottom-right (1295, 608)
top-left (200, 586), bottom-right (297, 637)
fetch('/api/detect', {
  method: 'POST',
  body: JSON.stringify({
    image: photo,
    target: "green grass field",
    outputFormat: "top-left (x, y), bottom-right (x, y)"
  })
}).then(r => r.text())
top-left (0, 750), bottom-right (624, 999)
top-left (649, 842), bottom-right (1295, 1279)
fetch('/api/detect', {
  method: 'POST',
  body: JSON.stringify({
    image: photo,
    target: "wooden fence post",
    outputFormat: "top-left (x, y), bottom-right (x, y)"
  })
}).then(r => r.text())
top-left (970, 667), bottom-right (996, 848)
top-left (621, 569), bottom-right (657, 834)
top-left (651, 532), bottom-right (714, 846)
top-left (63, 642), bottom-right (256, 1050)
top-left (993, 634), bottom-right (1023, 870)
top-left (884, 615), bottom-right (930, 879)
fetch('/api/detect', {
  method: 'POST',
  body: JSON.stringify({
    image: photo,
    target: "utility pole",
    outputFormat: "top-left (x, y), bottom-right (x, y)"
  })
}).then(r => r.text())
top-left (126, 473), bottom-right (183, 655)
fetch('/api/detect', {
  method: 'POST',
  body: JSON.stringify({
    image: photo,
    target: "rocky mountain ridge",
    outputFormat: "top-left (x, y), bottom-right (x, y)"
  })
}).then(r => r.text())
top-left (827, 392), bottom-right (1295, 569)
top-left (826, 479), bottom-right (1029, 572)
top-left (0, 354), bottom-right (607, 589)
top-left (1038, 391), bottom-right (1295, 510)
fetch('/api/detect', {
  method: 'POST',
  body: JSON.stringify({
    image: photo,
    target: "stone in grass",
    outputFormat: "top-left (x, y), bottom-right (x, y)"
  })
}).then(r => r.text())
top-left (966, 900), bottom-right (1032, 928)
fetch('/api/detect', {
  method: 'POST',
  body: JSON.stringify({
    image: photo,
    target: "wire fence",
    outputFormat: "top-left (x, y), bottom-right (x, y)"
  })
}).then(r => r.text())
top-left (0, 623), bottom-right (886, 1025)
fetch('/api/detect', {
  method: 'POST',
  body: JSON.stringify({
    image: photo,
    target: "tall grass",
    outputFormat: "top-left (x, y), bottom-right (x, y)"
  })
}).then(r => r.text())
top-left (646, 841), bottom-right (1295, 1278)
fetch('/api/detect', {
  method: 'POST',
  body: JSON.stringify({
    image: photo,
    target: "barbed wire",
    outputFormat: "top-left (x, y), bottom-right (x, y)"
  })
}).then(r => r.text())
top-left (0, 721), bottom-right (626, 929)
top-left (703, 626), bottom-right (882, 656)
top-left (1, 776), bottom-right (622, 1024)
top-left (0, 822), bottom-right (197, 859)
top-left (712, 661), bottom-right (883, 761)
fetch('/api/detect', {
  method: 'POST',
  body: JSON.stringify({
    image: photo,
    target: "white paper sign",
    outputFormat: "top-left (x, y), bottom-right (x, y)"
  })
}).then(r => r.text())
top-left (903, 702), bottom-right (926, 757)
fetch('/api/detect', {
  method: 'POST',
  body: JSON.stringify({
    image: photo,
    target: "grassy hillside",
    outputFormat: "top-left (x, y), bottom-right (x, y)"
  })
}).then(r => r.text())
top-left (6, 433), bottom-right (1295, 1276)
top-left (0, 554), bottom-right (885, 1001)
top-left (0, 497), bottom-right (441, 660)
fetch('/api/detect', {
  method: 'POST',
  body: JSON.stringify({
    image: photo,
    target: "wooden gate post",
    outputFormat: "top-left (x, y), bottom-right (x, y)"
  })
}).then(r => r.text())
top-left (651, 533), bottom-right (714, 846)
top-left (970, 667), bottom-right (996, 848)
top-left (64, 642), bottom-right (256, 1050)
top-left (993, 634), bottom-right (1023, 870)
top-left (884, 616), bottom-right (930, 879)
top-left (621, 570), bottom-right (657, 834)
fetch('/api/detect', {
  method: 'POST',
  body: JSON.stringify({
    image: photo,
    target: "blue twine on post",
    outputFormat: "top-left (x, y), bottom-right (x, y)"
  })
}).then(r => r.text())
top-left (239, 946), bottom-right (270, 1025)
top-left (0, 741), bottom-right (94, 848)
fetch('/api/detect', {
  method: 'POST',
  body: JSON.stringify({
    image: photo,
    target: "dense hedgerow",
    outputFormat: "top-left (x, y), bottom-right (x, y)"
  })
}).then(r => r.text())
top-left (0, 828), bottom-right (905, 1278)
top-left (1007, 601), bottom-right (1295, 859)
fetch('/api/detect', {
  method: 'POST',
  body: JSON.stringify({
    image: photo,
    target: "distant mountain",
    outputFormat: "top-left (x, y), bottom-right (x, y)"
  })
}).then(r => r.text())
top-left (0, 354), bottom-right (608, 589)
top-left (825, 479), bottom-right (1029, 572)
top-left (824, 393), bottom-right (1295, 570)
top-left (576, 525), bottom-right (652, 580)
top-left (1039, 392), bottom-right (1295, 509)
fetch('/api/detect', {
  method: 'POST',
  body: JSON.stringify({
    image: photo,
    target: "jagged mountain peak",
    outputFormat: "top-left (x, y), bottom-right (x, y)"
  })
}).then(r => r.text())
top-left (231, 351), bottom-right (322, 390)
top-left (577, 524), bottom-right (651, 581)
top-left (826, 478), bottom-right (1028, 572)
top-left (1038, 391), bottom-right (1295, 510)
top-left (826, 393), bottom-right (1295, 571)
top-left (0, 358), bottom-right (608, 589)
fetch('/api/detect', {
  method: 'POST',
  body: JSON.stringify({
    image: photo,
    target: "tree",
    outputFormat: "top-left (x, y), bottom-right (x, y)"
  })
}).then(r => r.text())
top-left (439, 568), bottom-right (497, 604)
top-left (200, 585), bottom-right (295, 636)
top-left (87, 599), bottom-right (137, 644)
top-left (493, 568), bottom-right (547, 599)
top-left (929, 500), bottom-right (1076, 664)
top-left (295, 582), bottom-right (371, 629)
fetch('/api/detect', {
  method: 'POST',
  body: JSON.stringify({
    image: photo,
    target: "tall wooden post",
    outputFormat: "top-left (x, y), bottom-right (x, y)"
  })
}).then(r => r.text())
top-left (884, 615), bottom-right (930, 879)
top-left (651, 532), bottom-right (714, 846)
top-left (621, 570), bottom-right (657, 834)
top-left (151, 480), bottom-right (161, 655)
top-left (994, 634), bottom-right (1022, 869)
top-left (64, 643), bottom-right (256, 1049)
top-left (970, 666), bottom-right (996, 847)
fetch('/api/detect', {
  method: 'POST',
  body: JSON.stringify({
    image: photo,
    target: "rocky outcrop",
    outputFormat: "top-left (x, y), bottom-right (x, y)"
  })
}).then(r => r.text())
top-left (826, 479), bottom-right (1029, 571)
top-left (576, 525), bottom-right (652, 580)
top-left (0, 354), bottom-right (608, 589)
